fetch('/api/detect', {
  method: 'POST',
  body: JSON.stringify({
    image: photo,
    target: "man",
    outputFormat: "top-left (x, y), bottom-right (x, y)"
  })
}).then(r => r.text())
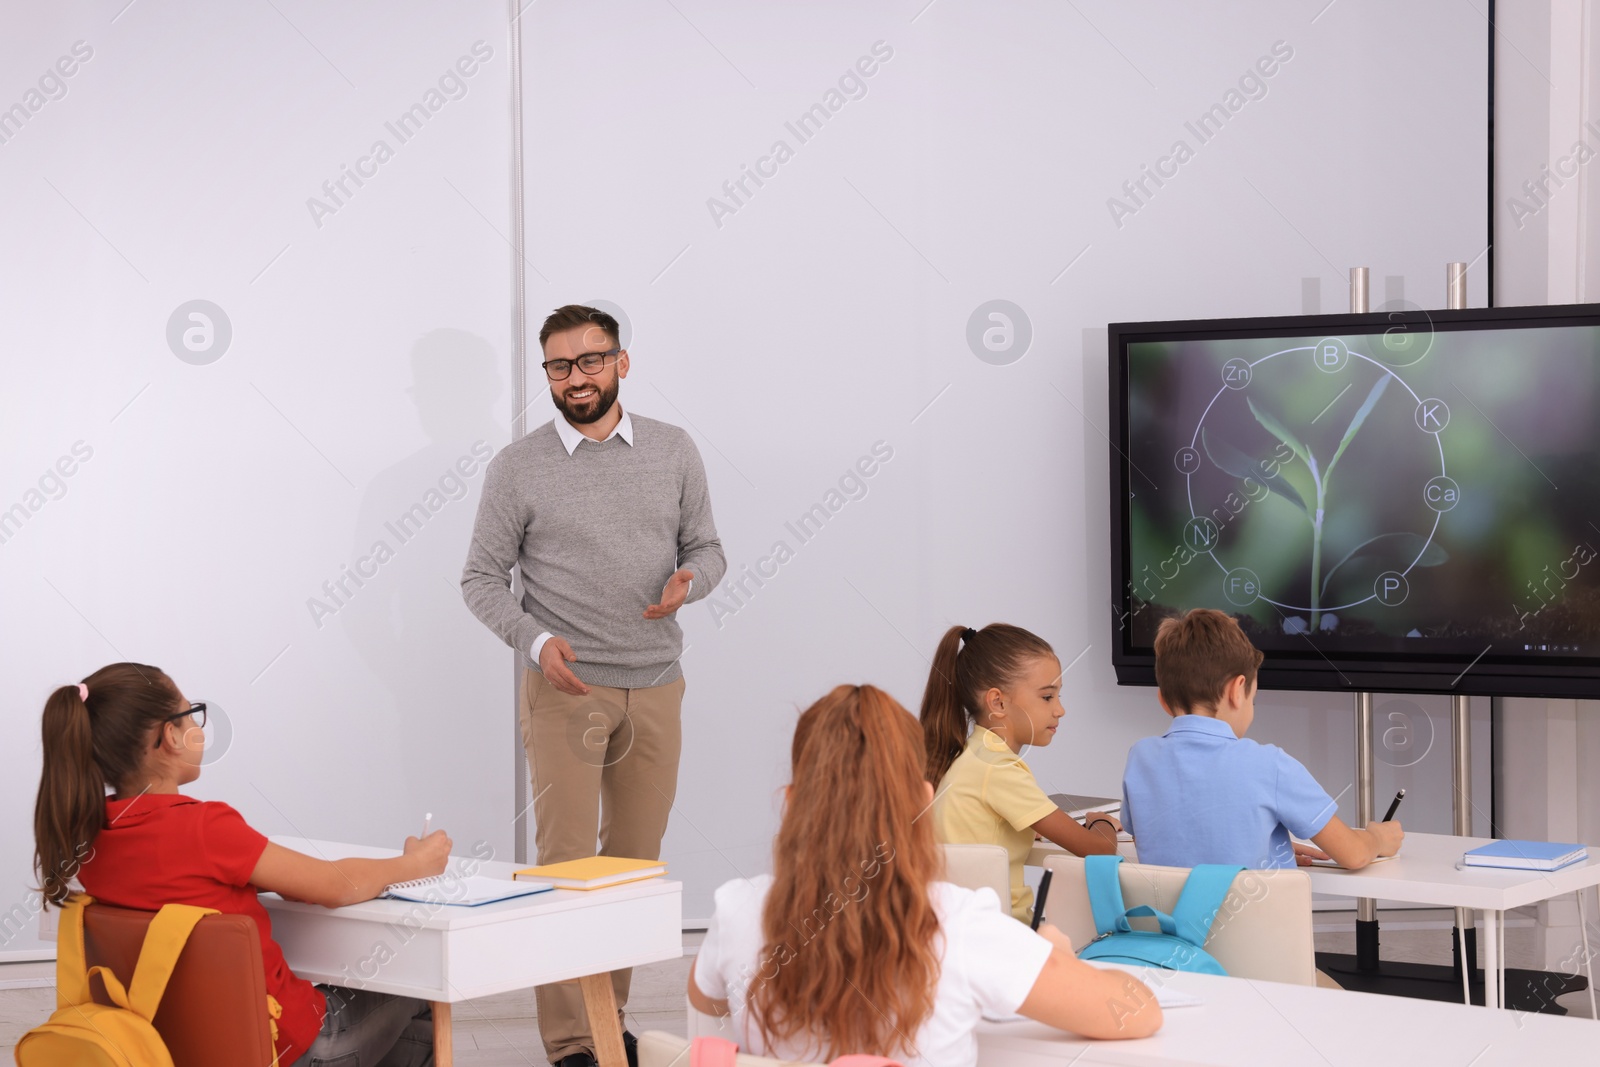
top-left (462, 305), bottom-right (726, 1067)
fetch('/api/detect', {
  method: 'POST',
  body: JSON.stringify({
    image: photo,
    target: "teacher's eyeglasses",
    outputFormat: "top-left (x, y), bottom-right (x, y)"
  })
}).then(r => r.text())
top-left (542, 349), bottom-right (620, 381)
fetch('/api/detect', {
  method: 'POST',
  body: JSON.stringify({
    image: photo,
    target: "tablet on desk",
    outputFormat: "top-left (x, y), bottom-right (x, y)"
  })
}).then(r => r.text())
top-left (1048, 793), bottom-right (1121, 820)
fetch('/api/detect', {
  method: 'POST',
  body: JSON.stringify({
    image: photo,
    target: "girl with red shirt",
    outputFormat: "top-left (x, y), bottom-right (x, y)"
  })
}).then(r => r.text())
top-left (33, 662), bottom-right (450, 1066)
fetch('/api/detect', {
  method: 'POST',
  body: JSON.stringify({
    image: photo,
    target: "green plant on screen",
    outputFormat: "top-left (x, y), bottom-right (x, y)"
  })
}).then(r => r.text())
top-left (1203, 373), bottom-right (1446, 631)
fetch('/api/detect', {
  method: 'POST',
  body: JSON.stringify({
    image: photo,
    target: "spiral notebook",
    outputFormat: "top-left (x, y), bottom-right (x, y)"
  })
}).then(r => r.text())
top-left (381, 872), bottom-right (554, 907)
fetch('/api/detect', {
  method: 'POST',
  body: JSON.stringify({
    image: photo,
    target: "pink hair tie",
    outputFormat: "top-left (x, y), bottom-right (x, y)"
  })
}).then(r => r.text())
top-left (76, 683), bottom-right (88, 702)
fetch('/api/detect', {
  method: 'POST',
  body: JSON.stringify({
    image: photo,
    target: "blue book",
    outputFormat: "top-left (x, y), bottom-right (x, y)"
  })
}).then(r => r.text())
top-left (1463, 840), bottom-right (1587, 871)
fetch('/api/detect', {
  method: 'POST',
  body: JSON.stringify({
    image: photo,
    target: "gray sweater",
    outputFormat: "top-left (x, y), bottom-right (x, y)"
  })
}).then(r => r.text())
top-left (461, 413), bottom-right (726, 688)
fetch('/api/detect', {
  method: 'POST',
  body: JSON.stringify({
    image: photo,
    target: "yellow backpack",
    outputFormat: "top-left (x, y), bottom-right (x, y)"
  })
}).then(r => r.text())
top-left (14, 894), bottom-right (216, 1067)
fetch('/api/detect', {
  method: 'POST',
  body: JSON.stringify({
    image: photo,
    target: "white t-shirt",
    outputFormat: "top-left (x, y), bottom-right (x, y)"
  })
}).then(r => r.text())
top-left (692, 875), bottom-right (1052, 1067)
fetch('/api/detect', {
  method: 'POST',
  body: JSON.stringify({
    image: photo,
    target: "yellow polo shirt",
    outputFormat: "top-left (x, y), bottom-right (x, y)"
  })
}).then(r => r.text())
top-left (932, 725), bottom-right (1058, 921)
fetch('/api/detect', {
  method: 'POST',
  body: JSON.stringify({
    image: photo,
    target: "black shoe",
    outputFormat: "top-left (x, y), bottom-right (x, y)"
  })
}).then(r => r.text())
top-left (624, 1029), bottom-right (639, 1067)
top-left (556, 1054), bottom-right (597, 1067)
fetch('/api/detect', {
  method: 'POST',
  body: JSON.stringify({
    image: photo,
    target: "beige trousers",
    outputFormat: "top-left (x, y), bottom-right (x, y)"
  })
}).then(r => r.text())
top-left (520, 668), bottom-right (686, 1063)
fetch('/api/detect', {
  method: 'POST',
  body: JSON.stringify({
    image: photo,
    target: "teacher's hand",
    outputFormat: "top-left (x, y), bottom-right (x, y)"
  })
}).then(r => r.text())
top-left (644, 568), bottom-right (694, 620)
top-left (540, 636), bottom-right (590, 696)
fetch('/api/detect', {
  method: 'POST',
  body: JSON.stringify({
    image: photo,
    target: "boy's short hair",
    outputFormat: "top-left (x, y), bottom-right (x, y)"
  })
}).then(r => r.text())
top-left (1153, 608), bottom-right (1264, 713)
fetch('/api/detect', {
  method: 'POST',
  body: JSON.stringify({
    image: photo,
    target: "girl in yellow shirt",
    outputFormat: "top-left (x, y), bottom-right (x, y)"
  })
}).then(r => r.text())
top-left (920, 623), bottom-right (1120, 921)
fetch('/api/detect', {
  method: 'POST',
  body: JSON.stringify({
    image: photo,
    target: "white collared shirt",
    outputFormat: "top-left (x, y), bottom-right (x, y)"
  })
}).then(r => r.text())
top-left (551, 406), bottom-right (634, 456)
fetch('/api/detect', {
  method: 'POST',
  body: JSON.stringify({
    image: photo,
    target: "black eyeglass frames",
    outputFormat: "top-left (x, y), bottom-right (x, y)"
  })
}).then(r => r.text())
top-left (153, 702), bottom-right (207, 747)
top-left (542, 348), bottom-right (620, 381)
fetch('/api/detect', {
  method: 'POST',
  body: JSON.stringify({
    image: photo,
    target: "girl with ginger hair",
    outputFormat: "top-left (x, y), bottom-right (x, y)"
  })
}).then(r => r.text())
top-left (688, 684), bottom-right (1161, 1067)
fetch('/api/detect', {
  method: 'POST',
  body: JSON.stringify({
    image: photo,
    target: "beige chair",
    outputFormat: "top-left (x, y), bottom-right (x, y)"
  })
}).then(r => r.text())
top-left (939, 842), bottom-right (1010, 904)
top-left (1041, 854), bottom-right (1317, 986)
top-left (641, 1028), bottom-right (822, 1067)
top-left (686, 994), bottom-right (732, 1041)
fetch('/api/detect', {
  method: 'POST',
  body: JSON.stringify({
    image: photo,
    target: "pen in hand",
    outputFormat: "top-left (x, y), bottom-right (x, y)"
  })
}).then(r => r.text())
top-left (1382, 790), bottom-right (1405, 823)
top-left (1031, 869), bottom-right (1054, 931)
top-left (422, 812), bottom-right (432, 838)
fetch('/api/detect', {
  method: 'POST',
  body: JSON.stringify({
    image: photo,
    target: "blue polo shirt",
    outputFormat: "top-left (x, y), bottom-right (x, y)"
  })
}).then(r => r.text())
top-left (1121, 715), bottom-right (1338, 870)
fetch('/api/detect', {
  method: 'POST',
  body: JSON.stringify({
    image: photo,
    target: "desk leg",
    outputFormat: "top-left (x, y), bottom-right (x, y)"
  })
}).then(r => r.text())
top-left (579, 973), bottom-right (626, 1067)
top-left (1498, 912), bottom-right (1506, 1009)
top-left (1455, 925), bottom-right (1471, 1004)
top-left (433, 1001), bottom-right (453, 1067)
top-left (1482, 911), bottom-right (1500, 1010)
top-left (1580, 887), bottom-right (1597, 1021)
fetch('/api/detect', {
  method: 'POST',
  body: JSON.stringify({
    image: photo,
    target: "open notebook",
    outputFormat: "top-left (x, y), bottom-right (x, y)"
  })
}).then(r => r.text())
top-left (381, 870), bottom-right (553, 907)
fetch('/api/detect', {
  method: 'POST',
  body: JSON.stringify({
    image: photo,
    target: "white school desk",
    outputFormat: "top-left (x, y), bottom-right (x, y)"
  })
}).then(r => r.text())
top-left (976, 965), bottom-right (1596, 1066)
top-left (259, 837), bottom-right (682, 1067)
top-left (1302, 832), bottom-right (1600, 1011)
top-left (1028, 832), bottom-right (1600, 1012)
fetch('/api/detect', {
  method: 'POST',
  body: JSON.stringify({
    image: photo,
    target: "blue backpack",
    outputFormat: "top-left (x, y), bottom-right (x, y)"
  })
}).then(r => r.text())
top-left (1076, 855), bottom-right (1244, 975)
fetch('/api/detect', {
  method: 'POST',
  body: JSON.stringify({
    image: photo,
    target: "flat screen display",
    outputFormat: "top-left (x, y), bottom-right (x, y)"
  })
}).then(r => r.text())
top-left (1109, 304), bottom-right (1600, 697)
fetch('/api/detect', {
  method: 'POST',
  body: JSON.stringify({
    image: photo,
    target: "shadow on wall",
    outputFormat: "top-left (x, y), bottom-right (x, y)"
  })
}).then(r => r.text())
top-left (330, 328), bottom-right (506, 813)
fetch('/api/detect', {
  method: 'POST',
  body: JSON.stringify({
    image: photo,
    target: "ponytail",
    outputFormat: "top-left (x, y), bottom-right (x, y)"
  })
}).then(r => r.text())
top-left (917, 623), bottom-right (1057, 785)
top-left (34, 686), bottom-right (104, 906)
top-left (918, 627), bottom-right (968, 784)
top-left (33, 663), bottom-right (181, 908)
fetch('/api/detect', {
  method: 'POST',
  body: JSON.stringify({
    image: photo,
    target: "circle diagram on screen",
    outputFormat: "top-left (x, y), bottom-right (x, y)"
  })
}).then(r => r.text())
top-left (1178, 341), bottom-right (1449, 629)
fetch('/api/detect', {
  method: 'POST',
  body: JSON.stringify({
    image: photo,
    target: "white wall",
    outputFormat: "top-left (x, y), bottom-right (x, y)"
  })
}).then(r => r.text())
top-left (519, 0), bottom-right (1490, 923)
top-left (0, 1), bottom-right (1496, 953)
top-left (0, 1), bottom-right (515, 957)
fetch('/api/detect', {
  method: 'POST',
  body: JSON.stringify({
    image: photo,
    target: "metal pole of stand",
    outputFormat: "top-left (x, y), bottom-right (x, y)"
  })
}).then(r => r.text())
top-left (1452, 693), bottom-right (1476, 992)
top-left (1349, 266), bottom-right (1370, 316)
top-left (1447, 261), bottom-right (1468, 311)
top-left (1355, 692), bottom-right (1380, 969)
top-left (1348, 266), bottom-right (1382, 970)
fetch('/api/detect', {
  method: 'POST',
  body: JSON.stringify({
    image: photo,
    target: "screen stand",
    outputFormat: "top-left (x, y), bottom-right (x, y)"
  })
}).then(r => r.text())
top-left (1319, 691), bottom-right (1584, 1009)
top-left (1449, 694), bottom-right (1476, 988)
top-left (1359, 693), bottom-right (1473, 972)
top-left (1353, 691), bottom-right (1383, 969)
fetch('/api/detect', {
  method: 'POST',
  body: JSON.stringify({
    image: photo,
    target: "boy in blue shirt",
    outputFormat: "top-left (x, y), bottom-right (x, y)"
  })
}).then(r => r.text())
top-left (1123, 608), bottom-right (1403, 870)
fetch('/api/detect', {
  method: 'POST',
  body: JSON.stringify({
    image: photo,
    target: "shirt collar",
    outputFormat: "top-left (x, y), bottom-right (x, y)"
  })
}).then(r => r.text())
top-left (968, 724), bottom-right (1010, 751)
top-left (554, 406), bottom-right (633, 456)
top-left (967, 723), bottom-right (1027, 766)
top-left (104, 792), bottom-right (199, 820)
top-left (1165, 714), bottom-right (1237, 739)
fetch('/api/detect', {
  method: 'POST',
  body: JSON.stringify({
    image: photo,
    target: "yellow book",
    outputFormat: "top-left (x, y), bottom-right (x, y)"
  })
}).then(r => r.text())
top-left (514, 856), bottom-right (666, 890)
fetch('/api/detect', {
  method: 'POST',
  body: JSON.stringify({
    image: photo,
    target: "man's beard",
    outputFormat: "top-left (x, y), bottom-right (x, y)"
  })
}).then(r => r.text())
top-left (553, 376), bottom-right (620, 424)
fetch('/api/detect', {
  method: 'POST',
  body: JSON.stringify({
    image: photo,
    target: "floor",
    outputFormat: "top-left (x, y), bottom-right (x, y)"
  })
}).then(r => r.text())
top-left (1, 913), bottom-right (1591, 1063)
top-left (0, 939), bottom-right (700, 1066)
top-left (1310, 907), bottom-right (1596, 1019)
